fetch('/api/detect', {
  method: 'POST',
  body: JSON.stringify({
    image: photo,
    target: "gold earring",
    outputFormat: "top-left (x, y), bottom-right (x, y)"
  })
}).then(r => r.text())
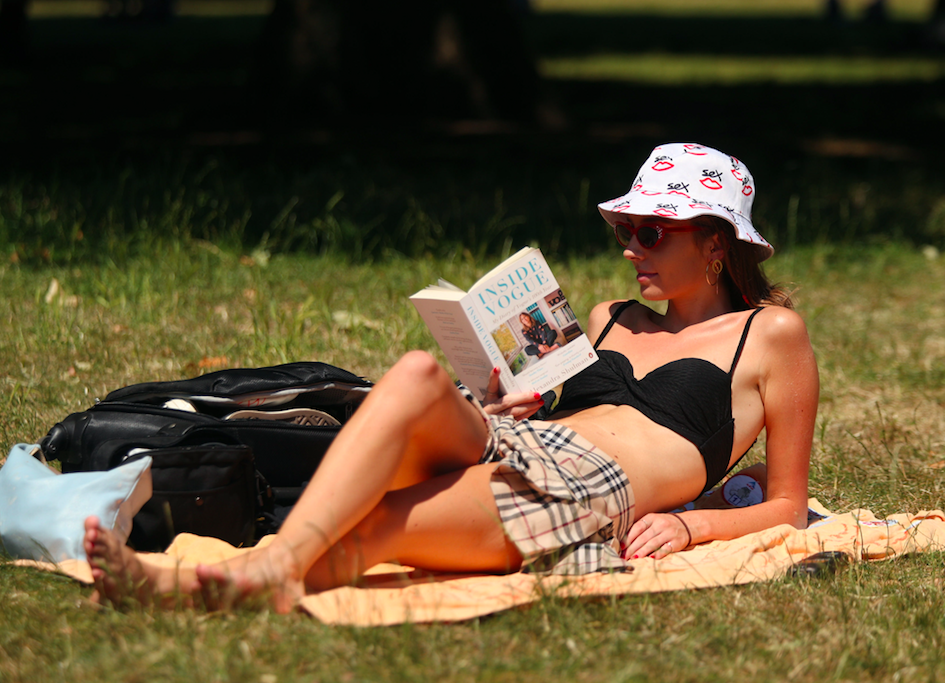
top-left (705, 259), bottom-right (723, 290)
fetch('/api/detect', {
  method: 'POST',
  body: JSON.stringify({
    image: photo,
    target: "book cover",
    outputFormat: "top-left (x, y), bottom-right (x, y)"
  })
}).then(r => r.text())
top-left (410, 247), bottom-right (598, 400)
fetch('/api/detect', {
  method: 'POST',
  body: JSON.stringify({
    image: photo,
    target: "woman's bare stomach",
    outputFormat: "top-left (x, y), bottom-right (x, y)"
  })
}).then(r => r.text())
top-left (540, 404), bottom-right (710, 516)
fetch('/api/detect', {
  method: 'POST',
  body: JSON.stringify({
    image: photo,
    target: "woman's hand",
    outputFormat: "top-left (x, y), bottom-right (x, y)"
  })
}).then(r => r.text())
top-left (621, 512), bottom-right (693, 560)
top-left (481, 367), bottom-right (544, 420)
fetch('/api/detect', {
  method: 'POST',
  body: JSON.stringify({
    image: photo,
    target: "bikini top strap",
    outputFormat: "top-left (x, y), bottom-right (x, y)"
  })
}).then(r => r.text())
top-left (593, 300), bottom-right (638, 350)
top-left (729, 307), bottom-right (765, 376)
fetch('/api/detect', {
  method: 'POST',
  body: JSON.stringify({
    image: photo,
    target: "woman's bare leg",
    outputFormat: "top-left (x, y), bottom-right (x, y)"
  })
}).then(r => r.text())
top-left (302, 464), bottom-right (523, 591)
top-left (85, 465), bottom-right (517, 609)
top-left (87, 351), bottom-right (498, 611)
top-left (264, 350), bottom-right (490, 551)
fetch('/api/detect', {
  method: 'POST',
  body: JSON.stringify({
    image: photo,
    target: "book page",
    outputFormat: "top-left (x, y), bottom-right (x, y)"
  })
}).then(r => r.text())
top-left (409, 297), bottom-right (501, 399)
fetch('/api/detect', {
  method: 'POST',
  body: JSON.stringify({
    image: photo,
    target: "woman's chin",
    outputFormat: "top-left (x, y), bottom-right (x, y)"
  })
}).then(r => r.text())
top-left (637, 287), bottom-right (667, 302)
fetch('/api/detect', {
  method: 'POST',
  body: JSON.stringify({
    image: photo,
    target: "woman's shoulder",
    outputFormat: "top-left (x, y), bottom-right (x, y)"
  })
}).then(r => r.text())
top-left (588, 299), bottom-right (642, 333)
top-left (590, 298), bottom-right (640, 321)
top-left (748, 305), bottom-right (812, 348)
top-left (747, 306), bottom-right (819, 406)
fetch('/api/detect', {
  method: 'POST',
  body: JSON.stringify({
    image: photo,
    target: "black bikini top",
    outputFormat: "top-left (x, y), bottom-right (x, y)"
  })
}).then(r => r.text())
top-left (549, 301), bottom-right (763, 493)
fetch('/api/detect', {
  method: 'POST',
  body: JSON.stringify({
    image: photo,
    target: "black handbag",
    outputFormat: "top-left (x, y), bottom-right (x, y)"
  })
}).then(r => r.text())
top-left (125, 440), bottom-right (258, 551)
top-left (40, 362), bottom-right (373, 550)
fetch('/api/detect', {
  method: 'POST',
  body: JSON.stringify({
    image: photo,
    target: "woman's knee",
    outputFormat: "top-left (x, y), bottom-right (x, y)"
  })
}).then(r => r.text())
top-left (356, 351), bottom-right (460, 427)
top-left (390, 351), bottom-right (442, 373)
top-left (382, 351), bottom-right (455, 402)
top-left (391, 350), bottom-right (444, 378)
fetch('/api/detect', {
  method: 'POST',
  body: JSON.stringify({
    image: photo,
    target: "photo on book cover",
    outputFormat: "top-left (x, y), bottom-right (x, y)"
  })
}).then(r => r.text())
top-left (490, 288), bottom-right (583, 377)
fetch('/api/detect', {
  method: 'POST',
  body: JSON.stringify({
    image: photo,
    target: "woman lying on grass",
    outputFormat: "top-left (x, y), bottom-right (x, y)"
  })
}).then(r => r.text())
top-left (84, 143), bottom-right (819, 612)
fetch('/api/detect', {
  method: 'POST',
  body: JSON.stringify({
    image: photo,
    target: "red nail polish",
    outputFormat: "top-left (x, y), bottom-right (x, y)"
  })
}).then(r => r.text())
top-left (492, 367), bottom-right (500, 375)
top-left (631, 555), bottom-right (638, 559)
top-left (533, 392), bottom-right (541, 400)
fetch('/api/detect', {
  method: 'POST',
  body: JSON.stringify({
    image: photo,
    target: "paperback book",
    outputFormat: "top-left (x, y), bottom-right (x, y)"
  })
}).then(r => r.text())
top-left (410, 247), bottom-right (599, 400)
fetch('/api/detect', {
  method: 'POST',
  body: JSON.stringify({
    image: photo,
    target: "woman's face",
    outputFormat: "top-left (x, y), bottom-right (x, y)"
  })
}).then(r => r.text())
top-left (519, 313), bottom-right (534, 327)
top-left (619, 216), bottom-right (715, 301)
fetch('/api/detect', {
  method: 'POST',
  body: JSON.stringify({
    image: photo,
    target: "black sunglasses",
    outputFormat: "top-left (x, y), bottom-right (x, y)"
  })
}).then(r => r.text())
top-left (613, 222), bottom-right (702, 249)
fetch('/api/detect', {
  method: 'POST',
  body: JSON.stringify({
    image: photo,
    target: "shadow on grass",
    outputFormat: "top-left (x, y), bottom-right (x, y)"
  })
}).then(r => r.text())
top-left (0, 11), bottom-right (943, 262)
top-left (530, 12), bottom-right (938, 57)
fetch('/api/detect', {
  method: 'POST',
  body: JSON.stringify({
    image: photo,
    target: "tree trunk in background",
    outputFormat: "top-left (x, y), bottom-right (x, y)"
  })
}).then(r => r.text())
top-left (256, 0), bottom-right (547, 127)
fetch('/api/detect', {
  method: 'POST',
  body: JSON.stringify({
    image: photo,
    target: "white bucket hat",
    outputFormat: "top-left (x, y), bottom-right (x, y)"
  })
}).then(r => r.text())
top-left (597, 143), bottom-right (774, 261)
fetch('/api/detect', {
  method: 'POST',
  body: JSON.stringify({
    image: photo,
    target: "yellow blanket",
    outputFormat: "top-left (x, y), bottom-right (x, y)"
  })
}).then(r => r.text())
top-left (15, 500), bottom-right (945, 626)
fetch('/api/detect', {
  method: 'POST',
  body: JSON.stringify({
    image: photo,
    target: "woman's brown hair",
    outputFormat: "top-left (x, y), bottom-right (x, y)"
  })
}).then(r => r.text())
top-left (695, 216), bottom-right (794, 310)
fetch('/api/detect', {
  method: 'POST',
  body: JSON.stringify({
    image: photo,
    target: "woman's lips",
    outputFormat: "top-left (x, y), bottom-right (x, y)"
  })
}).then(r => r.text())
top-left (636, 271), bottom-right (656, 282)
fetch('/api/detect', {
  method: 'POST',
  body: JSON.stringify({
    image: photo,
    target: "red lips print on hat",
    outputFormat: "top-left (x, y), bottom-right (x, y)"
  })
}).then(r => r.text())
top-left (597, 143), bottom-right (774, 260)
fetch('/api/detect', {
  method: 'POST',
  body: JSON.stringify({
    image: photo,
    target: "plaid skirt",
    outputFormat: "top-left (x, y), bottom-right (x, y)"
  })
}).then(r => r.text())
top-left (460, 386), bottom-right (635, 574)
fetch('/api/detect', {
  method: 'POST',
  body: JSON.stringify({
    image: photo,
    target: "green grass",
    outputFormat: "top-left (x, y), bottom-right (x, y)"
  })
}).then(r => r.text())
top-left (3, 551), bottom-right (944, 682)
top-left (534, 0), bottom-right (936, 20)
top-left (2, 553), bottom-right (945, 682)
top-left (2, 242), bottom-right (945, 681)
top-left (541, 54), bottom-right (945, 85)
top-left (3, 143), bottom-right (944, 270)
top-left (2, 0), bottom-right (945, 678)
top-left (5, 241), bottom-right (945, 515)
top-left (27, 0), bottom-right (273, 18)
top-left (26, 0), bottom-right (939, 21)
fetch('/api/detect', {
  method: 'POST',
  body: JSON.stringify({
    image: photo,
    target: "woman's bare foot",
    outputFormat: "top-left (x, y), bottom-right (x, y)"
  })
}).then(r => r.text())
top-left (84, 516), bottom-right (305, 613)
top-left (194, 538), bottom-right (306, 614)
top-left (83, 516), bottom-right (200, 609)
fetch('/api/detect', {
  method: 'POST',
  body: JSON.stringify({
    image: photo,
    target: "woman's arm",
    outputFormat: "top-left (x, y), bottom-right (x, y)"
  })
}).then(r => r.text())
top-left (750, 307), bottom-right (819, 526)
top-left (622, 307), bottom-right (819, 559)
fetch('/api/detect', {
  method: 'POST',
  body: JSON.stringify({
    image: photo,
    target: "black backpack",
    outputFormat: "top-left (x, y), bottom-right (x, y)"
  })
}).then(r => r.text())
top-left (40, 362), bottom-right (373, 551)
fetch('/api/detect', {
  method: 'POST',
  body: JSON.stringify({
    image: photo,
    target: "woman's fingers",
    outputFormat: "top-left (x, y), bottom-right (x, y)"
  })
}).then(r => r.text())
top-left (508, 395), bottom-right (544, 420)
top-left (482, 390), bottom-right (544, 420)
top-left (480, 367), bottom-right (544, 420)
top-left (622, 516), bottom-right (662, 559)
top-left (622, 513), bottom-right (688, 560)
top-left (483, 367), bottom-right (501, 403)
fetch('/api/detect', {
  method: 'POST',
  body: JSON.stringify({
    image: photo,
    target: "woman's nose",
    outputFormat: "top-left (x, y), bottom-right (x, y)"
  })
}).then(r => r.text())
top-left (623, 237), bottom-right (644, 260)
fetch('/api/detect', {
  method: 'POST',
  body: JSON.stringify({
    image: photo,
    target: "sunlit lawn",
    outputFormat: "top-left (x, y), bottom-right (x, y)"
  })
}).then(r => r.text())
top-left (2, 0), bottom-right (945, 680)
top-left (541, 54), bottom-right (945, 84)
top-left (2, 242), bottom-right (945, 682)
